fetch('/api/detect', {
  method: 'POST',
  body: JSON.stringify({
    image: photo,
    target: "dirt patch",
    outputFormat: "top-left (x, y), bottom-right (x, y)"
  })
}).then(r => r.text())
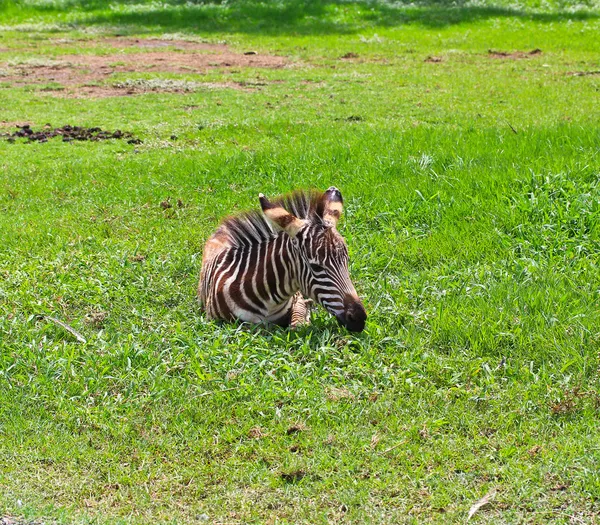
top-left (0, 39), bottom-right (288, 97)
top-left (286, 423), bottom-right (307, 435)
top-left (102, 37), bottom-right (226, 51)
top-left (67, 48), bottom-right (287, 71)
top-left (112, 78), bottom-right (242, 93)
top-left (326, 387), bottom-right (355, 401)
top-left (424, 56), bottom-right (443, 63)
top-left (2, 124), bottom-right (142, 144)
top-left (567, 70), bottom-right (600, 77)
top-left (84, 310), bottom-right (108, 327)
top-left (488, 48), bottom-right (542, 59)
top-left (61, 85), bottom-right (138, 98)
top-left (0, 120), bottom-right (33, 128)
top-left (280, 470), bottom-right (306, 483)
top-left (340, 52), bottom-right (359, 59)
top-left (1, 517), bottom-right (44, 525)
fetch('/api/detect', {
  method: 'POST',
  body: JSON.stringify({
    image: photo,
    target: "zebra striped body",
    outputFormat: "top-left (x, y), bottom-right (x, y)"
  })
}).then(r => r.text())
top-left (198, 188), bottom-right (366, 332)
top-left (200, 232), bottom-right (304, 325)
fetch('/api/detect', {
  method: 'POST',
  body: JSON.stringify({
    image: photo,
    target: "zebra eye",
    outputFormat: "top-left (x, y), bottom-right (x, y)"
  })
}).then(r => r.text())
top-left (310, 262), bottom-right (325, 273)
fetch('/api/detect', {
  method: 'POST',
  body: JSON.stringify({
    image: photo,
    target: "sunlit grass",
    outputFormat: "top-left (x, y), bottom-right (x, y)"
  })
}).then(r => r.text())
top-left (0, 0), bottom-right (599, 523)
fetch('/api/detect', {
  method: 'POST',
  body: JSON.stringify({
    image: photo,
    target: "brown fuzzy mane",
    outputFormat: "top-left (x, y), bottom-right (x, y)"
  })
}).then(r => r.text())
top-left (218, 189), bottom-right (325, 247)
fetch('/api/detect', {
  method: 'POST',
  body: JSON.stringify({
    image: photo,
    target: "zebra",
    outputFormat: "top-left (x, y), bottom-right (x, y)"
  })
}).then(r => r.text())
top-left (198, 187), bottom-right (367, 332)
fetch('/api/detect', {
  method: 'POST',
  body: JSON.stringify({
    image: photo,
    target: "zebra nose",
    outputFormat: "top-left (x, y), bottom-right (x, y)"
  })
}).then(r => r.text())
top-left (343, 300), bottom-right (366, 333)
top-left (325, 187), bottom-right (343, 201)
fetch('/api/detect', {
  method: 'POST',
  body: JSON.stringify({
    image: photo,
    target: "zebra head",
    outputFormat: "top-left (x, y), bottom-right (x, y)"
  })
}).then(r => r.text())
top-left (259, 187), bottom-right (367, 332)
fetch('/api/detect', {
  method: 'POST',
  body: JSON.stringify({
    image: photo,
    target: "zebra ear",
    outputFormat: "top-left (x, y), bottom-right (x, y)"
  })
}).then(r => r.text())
top-left (321, 186), bottom-right (343, 228)
top-left (259, 193), bottom-right (307, 237)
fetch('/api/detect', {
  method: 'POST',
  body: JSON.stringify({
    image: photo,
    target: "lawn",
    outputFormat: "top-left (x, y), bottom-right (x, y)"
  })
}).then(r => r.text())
top-left (0, 0), bottom-right (599, 523)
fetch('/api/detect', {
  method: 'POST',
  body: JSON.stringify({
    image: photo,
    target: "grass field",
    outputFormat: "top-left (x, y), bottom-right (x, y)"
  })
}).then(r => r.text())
top-left (1, 0), bottom-right (599, 523)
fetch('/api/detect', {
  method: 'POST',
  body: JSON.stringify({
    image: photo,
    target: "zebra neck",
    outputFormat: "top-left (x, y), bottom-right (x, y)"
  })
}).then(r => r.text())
top-left (263, 233), bottom-right (302, 304)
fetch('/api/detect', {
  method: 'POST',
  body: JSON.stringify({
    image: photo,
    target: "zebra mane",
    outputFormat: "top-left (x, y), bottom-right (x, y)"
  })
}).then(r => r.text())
top-left (220, 189), bottom-right (325, 247)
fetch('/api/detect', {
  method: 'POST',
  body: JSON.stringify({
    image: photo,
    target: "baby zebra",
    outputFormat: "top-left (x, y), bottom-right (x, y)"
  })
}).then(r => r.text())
top-left (198, 187), bottom-right (367, 332)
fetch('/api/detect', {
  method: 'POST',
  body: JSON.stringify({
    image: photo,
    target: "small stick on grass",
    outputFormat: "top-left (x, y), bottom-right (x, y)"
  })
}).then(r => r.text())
top-left (467, 488), bottom-right (497, 521)
top-left (42, 315), bottom-right (87, 343)
top-left (379, 440), bottom-right (407, 456)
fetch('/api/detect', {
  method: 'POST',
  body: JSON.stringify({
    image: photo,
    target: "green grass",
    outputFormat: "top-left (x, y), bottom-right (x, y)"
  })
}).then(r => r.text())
top-left (1, 0), bottom-right (600, 523)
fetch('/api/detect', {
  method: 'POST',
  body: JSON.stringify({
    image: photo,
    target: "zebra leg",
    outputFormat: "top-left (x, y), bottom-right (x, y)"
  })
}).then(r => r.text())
top-left (290, 292), bottom-right (312, 328)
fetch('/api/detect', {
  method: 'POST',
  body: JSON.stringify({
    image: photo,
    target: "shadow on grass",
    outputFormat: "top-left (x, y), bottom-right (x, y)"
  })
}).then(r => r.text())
top-left (203, 309), bottom-right (366, 342)
top-left (10, 0), bottom-right (600, 35)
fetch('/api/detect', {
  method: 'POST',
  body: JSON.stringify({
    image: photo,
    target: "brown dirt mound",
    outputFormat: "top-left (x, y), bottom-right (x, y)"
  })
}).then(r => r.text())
top-left (2, 124), bottom-right (142, 144)
top-left (488, 48), bottom-right (542, 59)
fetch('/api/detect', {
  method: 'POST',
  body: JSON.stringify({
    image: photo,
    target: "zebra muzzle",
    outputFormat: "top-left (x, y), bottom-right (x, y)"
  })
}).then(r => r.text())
top-left (336, 299), bottom-right (367, 333)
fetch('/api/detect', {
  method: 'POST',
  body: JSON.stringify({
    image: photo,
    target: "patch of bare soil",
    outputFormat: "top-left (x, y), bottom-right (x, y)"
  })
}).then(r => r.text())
top-left (567, 70), bottom-right (600, 77)
top-left (1, 124), bottom-right (142, 144)
top-left (1, 518), bottom-right (43, 525)
top-left (0, 120), bottom-right (33, 128)
top-left (424, 56), bottom-right (443, 63)
top-left (102, 37), bottom-right (227, 51)
top-left (488, 48), bottom-right (542, 59)
top-left (280, 469), bottom-right (306, 483)
top-left (0, 38), bottom-right (288, 98)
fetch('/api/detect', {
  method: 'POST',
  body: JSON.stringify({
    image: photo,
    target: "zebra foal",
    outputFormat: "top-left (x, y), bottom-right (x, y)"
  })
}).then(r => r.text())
top-left (198, 187), bottom-right (367, 332)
